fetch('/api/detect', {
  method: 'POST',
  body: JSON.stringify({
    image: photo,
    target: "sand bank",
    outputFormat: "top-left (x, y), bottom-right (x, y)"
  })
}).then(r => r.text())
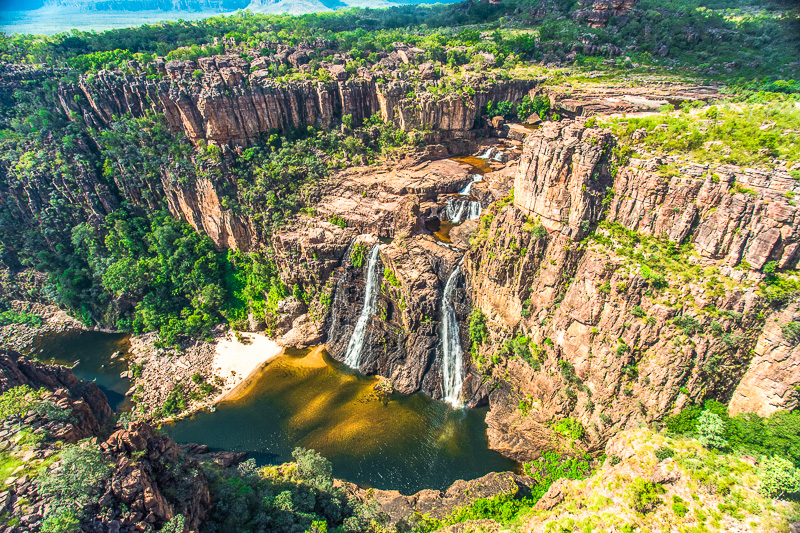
top-left (212, 332), bottom-right (284, 400)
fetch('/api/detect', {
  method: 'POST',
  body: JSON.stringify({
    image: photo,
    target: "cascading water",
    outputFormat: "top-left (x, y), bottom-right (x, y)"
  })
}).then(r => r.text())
top-left (440, 260), bottom-right (465, 407)
top-left (343, 244), bottom-right (381, 369)
top-left (446, 199), bottom-right (468, 224)
top-left (448, 174), bottom-right (483, 224)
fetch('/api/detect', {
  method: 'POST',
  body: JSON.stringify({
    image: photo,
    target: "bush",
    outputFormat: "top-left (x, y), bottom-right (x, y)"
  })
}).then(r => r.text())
top-left (782, 321), bottom-right (800, 345)
top-left (499, 335), bottom-right (542, 370)
top-left (626, 478), bottom-right (662, 514)
top-left (0, 310), bottom-right (42, 327)
top-left (350, 242), bottom-right (368, 268)
top-left (468, 308), bottom-right (488, 346)
top-left (671, 496), bottom-right (688, 517)
top-left (759, 456), bottom-right (800, 499)
top-left (38, 442), bottom-right (112, 528)
top-left (654, 446), bottom-right (674, 461)
top-left (553, 417), bottom-right (585, 441)
top-left (0, 385), bottom-right (42, 425)
top-left (673, 315), bottom-right (703, 335)
top-left (697, 410), bottom-right (728, 450)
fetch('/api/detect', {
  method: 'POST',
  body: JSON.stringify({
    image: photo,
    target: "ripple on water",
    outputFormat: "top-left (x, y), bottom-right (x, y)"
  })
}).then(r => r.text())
top-left (164, 346), bottom-right (518, 494)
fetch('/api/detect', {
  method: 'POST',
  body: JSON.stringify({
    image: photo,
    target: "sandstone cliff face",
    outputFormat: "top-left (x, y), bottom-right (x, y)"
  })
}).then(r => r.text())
top-left (0, 349), bottom-right (113, 431)
top-left (607, 159), bottom-right (800, 273)
top-left (513, 120), bottom-right (615, 239)
top-left (467, 121), bottom-right (799, 456)
top-left (729, 302), bottom-right (800, 416)
top-left (55, 61), bottom-right (536, 148)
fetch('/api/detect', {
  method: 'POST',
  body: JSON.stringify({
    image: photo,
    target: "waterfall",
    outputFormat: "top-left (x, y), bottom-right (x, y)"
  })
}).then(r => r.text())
top-left (446, 198), bottom-right (482, 224)
top-left (440, 260), bottom-right (465, 407)
top-left (467, 201), bottom-right (482, 220)
top-left (478, 147), bottom-right (494, 159)
top-left (343, 244), bottom-right (381, 369)
top-left (446, 199), bottom-right (468, 224)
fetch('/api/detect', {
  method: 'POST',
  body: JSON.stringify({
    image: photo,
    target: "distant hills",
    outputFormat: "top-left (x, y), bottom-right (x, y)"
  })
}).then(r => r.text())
top-left (0, 0), bottom-right (433, 12)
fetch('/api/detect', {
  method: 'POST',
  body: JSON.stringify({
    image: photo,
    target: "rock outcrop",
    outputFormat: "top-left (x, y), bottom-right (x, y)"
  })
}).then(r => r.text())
top-left (0, 351), bottom-right (210, 532)
top-left (467, 120), bottom-right (799, 456)
top-left (52, 63), bottom-right (536, 148)
top-left (366, 471), bottom-right (532, 529)
top-left (729, 302), bottom-right (800, 416)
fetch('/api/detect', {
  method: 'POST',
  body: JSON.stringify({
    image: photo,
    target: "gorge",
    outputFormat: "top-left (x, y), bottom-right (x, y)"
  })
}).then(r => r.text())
top-left (0, 0), bottom-right (799, 531)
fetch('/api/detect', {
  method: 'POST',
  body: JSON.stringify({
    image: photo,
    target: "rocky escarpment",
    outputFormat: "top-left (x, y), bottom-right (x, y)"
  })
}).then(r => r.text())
top-left (0, 350), bottom-right (210, 532)
top-left (466, 119), bottom-right (799, 459)
top-left (50, 59), bottom-right (536, 149)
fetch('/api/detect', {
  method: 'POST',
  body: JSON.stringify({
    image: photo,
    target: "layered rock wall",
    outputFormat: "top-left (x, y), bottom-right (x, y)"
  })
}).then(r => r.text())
top-left (469, 121), bottom-right (800, 456)
top-left (54, 62), bottom-right (537, 148)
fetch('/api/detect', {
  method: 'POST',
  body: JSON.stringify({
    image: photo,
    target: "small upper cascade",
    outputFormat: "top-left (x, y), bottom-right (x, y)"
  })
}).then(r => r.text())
top-left (343, 244), bottom-right (381, 369)
top-left (446, 197), bottom-right (482, 224)
top-left (458, 174), bottom-right (482, 195)
top-left (477, 147), bottom-right (494, 159)
top-left (440, 259), bottom-right (465, 408)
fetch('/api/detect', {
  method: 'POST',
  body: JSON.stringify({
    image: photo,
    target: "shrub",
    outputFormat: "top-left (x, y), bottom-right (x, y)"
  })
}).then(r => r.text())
top-left (161, 515), bottom-right (186, 533)
top-left (40, 507), bottom-right (80, 533)
top-left (500, 335), bottom-right (542, 370)
top-left (626, 478), bottom-right (662, 514)
top-left (0, 385), bottom-right (42, 425)
top-left (759, 456), bottom-right (800, 499)
top-left (671, 496), bottom-right (688, 517)
top-left (350, 242), bottom-right (367, 268)
top-left (0, 310), bottom-right (42, 327)
top-left (553, 417), bottom-right (585, 441)
top-left (782, 321), bottom-right (800, 345)
top-left (38, 442), bottom-right (112, 528)
top-left (468, 308), bottom-right (488, 346)
top-left (697, 410), bottom-right (728, 449)
top-left (654, 446), bottom-right (674, 461)
top-left (673, 315), bottom-right (703, 335)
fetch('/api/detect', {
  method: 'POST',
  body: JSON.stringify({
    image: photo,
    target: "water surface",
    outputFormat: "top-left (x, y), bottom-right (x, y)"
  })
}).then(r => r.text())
top-left (165, 346), bottom-right (516, 494)
top-left (29, 330), bottom-right (132, 412)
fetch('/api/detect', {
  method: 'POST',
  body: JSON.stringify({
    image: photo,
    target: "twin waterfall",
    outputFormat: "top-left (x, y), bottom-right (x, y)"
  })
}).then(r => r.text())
top-left (343, 185), bottom-right (475, 406)
top-left (343, 244), bottom-right (381, 369)
top-left (440, 260), bottom-right (465, 408)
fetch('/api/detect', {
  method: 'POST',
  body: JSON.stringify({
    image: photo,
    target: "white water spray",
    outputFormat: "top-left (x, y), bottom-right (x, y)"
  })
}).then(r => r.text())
top-left (446, 198), bottom-right (482, 224)
top-left (440, 260), bottom-right (465, 407)
top-left (344, 244), bottom-right (381, 369)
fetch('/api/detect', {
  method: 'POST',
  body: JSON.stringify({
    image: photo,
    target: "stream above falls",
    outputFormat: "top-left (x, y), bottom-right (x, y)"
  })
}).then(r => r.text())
top-left (164, 346), bottom-right (517, 494)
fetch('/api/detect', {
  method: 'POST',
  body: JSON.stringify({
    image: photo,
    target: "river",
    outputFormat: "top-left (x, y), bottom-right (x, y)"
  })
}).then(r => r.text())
top-left (164, 346), bottom-right (517, 494)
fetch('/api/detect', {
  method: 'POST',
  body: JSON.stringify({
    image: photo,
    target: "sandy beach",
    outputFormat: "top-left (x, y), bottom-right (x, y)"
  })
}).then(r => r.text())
top-left (212, 331), bottom-right (284, 400)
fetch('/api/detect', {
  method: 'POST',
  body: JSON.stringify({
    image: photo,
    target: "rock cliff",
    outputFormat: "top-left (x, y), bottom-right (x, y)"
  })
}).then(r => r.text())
top-left (466, 120), bottom-right (799, 457)
top-left (0, 350), bottom-right (210, 532)
top-left (53, 61), bottom-right (536, 148)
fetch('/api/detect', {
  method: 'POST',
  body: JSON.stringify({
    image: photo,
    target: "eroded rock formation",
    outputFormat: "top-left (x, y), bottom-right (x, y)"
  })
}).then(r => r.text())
top-left (466, 120), bottom-right (800, 458)
top-left (0, 351), bottom-right (210, 532)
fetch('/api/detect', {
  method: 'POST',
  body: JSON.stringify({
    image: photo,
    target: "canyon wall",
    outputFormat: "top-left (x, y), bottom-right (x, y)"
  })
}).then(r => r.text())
top-left (54, 60), bottom-right (536, 148)
top-left (466, 120), bottom-right (800, 458)
top-left (0, 350), bottom-right (211, 531)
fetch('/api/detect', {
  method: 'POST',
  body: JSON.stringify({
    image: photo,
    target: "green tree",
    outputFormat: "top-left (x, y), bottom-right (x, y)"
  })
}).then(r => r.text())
top-left (697, 410), bottom-right (728, 450)
top-left (759, 456), bottom-right (800, 499)
top-left (626, 478), bottom-right (662, 513)
top-left (38, 442), bottom-right (113, 527)
top-left (0, 385), bottom-right (41, 428)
